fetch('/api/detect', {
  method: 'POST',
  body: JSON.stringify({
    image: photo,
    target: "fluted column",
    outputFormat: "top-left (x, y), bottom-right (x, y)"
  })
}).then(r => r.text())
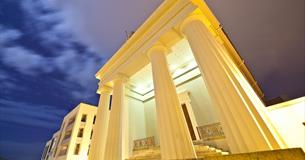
top-left (180, 14), bottom-right (285, 153)
top-left (147, 44), bottom-right (197, 159)
top-left (88, 85), bottom-right (112, 160)
top-left (103, 74), bottom-right (129, 160)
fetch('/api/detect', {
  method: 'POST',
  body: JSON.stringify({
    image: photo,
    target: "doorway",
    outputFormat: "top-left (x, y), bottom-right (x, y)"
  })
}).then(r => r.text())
top-left (181, 103), bottom-right (197, 140)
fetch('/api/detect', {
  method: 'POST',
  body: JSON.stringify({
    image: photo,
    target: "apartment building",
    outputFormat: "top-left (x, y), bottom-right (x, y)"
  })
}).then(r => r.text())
top-left (41, 103), bottom-right (97, 160)
top-left (41, 131), bottom-right (60, 160)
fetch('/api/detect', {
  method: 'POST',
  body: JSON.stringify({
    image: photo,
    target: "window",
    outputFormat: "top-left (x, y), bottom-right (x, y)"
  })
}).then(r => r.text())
top-left (109, 95), bottom-right (113, 110)
top-left (77, 128), bottom-right (84, 138)
top-left (181, 103), bottom-right (196, 140)
top-left (74, 144), bottom-right (80, 155)
top-left (81, 114), bottom-right (87, 122)
top-left (93, 115), bottom-right (96, 124)
top-left (87, 145), bottom-right (90, 155)
top-left (90, 129), bottom-right (93, 139)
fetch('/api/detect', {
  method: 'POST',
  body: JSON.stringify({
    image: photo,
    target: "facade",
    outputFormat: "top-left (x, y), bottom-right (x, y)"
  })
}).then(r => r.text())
top-left (41, 131), bottom-right (60, 160)
top-left (41, 140), bottom-right (51, 160)
top-left (41, 103), bottom-right (97, 160)
top-left (40, 0), bottom-right (304, 160)
top-left (87, 0), bottom-right (305, 160)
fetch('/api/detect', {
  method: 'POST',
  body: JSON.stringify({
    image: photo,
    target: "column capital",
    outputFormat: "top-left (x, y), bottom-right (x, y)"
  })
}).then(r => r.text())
top-left (146, 42), bottom-right (171, 60)
top-left (97, 83), bottom-right (112, 94)
top-left (112, 73), bottom-right (129, 83)
top-left (179, 12), bottom-right (207, 34)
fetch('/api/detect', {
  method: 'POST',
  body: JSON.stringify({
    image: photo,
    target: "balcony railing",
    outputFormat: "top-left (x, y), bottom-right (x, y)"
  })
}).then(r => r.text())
top-left (58, 149), bottom-right (67, 157)
top-left (133, 136), bottom-right (155, 151)
top-left (61, 135), bottom-right (71, 145)
top-left (65, 122), bottom-right (74, 131)
top-left (197, 122), bottom-right (225, 141)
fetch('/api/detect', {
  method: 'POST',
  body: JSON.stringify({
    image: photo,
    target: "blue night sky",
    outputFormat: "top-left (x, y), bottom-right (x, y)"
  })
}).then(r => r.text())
top-left (0, 0), bottom-right (304, 160)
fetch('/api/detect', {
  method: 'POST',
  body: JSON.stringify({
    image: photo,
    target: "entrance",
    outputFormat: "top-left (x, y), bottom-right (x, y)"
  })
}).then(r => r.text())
top-left (181, 103), bottom-right (197, 140)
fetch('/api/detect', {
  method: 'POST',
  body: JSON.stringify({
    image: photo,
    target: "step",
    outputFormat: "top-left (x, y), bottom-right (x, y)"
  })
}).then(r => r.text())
top-left (128, 143), bottom-right (229, 160)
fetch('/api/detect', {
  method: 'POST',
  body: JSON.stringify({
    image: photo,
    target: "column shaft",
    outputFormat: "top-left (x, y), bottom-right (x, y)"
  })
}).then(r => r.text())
top-left (148, 45), bottom-right (197, 159)
top-left (103, 76), bottom-right (128, 160)
top-left (181, 17), bottom-right (285, 153)
top-left (88, 86), bottom-right (111, 160)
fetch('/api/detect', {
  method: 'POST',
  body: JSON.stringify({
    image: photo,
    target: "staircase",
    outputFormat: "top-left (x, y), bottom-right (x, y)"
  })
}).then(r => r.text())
top-left (127, 141), bottom-right (229, 160)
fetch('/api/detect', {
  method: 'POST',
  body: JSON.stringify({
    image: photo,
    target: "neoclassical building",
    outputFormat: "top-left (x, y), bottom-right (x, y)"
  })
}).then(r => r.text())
top-left (88, 0), bottom-right (305, 160)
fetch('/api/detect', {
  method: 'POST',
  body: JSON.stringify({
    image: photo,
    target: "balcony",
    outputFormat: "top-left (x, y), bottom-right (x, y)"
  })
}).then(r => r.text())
top-left (58, 149), bottom-right (67, 157)
top-left (61, 136), bottom-right (71, 145)
top-left (65, 122), bottom-right (74, 131)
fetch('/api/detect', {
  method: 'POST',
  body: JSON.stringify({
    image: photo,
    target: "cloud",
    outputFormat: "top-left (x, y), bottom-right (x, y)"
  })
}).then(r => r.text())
top-left (52, 0), bottom-right (162, 58)
top-left (0, 26), bottom-right (22, 45)
top-left (0, 0), bottom-right (103, 100)
top-left (0, 99), bottom-right (67, 128)
top-left (1, 46), bottom-right (53, 75)
top-left (0, 1), bottom-right (101, 159)
top-left (0, 44), bottom-right (101, 99)
top-left (20, 0), bottom-right (75, 49)
top-left (51, 49), bottom-right (101, 100)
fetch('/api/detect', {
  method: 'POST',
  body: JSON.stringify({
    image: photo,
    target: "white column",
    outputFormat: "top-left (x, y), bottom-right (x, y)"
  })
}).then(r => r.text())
top-left (180, 14), bottom-right (286, 153)
top-left (147, 44), bottom-right (197, 159)
top-left (103, 74), bottom-right (129, 160)
top-left (88, 85), bottom-right (111, 160)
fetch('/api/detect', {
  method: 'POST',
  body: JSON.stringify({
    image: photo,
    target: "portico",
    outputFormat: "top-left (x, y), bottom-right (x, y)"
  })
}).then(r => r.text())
top-left (89, 0), bottom-right (288, 160)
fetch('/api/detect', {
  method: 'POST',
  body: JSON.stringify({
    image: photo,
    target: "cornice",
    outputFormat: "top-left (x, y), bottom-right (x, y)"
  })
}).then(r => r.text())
top-left (95, 0), bottom-right (197, 83)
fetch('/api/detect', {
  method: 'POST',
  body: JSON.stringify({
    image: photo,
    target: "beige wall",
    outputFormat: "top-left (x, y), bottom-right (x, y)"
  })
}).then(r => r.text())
top-left (142, 75), bottom-right (221, 146)
top-left (68, 104), bottom-right (96, 160)
top-left (124, 81), bottom-right (305, 153)
top-left (126, 96), bottom-right (147, 151)
top-left (267, 97), bottom-right (305, 151)
top-left (54, 103), bottom-right (96, 160)
top-left (144, 99), bottom-right (159, 145)
top-left (176, 76), bottom-right (219, 126)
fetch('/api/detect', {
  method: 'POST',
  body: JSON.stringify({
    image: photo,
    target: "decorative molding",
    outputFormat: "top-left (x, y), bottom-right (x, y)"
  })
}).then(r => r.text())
top-left (97, 84), bottom-right (112, 94)
top-left (143, 74), bottom-right (202, 103)
top-left (129, 66), bottom-right (197, 96)
top-left (179, 91), bottom-right (191, 103)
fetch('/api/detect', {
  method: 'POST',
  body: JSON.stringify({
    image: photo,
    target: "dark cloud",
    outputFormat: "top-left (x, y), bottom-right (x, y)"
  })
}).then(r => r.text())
top-left (0, 99), bottom-right (67, 128)
top-left (0, 0), bottom-right (104, 100)
top-left (0, 1), bottom-right (103, 159)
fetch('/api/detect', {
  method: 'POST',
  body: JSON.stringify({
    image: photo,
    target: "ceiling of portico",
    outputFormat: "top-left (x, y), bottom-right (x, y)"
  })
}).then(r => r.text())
top-left (128, 38), bottom-right (197, 95)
